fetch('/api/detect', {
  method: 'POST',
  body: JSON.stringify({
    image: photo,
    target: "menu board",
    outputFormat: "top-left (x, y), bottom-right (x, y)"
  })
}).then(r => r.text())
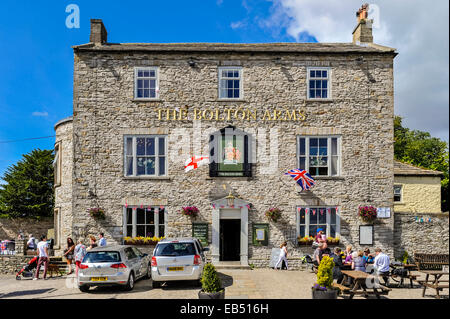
top-left (252, 223), bottom-right (269, 246)
top-left (192, 223), bottom-right (209, 246)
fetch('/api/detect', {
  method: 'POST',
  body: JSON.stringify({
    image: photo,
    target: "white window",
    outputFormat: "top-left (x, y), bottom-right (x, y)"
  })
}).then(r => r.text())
top-left (53, 142), bottom-right (62, 186)
top-left (307, 67), bottom-right (331, 99)
top-left (124, 207), bottom-right (166, 238)
top-left (124, 135), bottom-right (167, 177)
top-left (297, 206), bottom-right (340, 238)
top-left (218, 67), bottom-right (242, 99)
top-left (394, 185), bottom-right (402, 202)
top-left (297, 136), bottom-right (340, 176)
top-left (134, 67), bottom-right (159, 99)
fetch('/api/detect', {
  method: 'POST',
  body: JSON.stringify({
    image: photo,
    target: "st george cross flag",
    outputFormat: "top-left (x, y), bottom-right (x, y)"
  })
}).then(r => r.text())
top-left (184, 156), bottom-right (209, 172)
top-left (284, 169), bottom-right (316, 192)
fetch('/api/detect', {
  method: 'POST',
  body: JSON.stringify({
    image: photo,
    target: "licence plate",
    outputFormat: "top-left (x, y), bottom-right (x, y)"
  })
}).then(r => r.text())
top-left (91, 277), bottom-right (108, 281)
top-left (167, 267), bottom-right (184, 272)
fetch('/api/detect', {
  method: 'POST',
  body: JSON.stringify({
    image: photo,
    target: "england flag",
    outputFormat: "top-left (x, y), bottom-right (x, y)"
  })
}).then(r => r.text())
top-left (184, 156), bottom-right (209, 172)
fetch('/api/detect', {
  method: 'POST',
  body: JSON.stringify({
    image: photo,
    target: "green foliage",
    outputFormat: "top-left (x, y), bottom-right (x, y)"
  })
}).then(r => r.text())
top-left (0, 149), bottom-right (54, 218)
top-left (201, 263), bottom-right (222, 293)
top-left (394, 116), bottom-right (449, 211)
top-left (316, 255), bottom-right (335, 289)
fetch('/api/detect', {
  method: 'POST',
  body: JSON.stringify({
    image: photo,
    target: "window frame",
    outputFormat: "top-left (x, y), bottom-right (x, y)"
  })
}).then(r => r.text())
top-left (124, 135), bottom-right (168, 177)
top-left (53, 141), bottom-right (62, 187)
top-left (123, 206), bottom-right (167, 238)
top-left (393, 184), bottom-right (403, 203)
top-left (297, 135), bottom-right (341, 177)
top-left (307, 67), bottom-right (332, 100)
top-left (218, 66), bottom-right (243, 100)
top-left (296, 206), bottom-right (341, 239)
top-left (134, 66), bottom-right (159, 100)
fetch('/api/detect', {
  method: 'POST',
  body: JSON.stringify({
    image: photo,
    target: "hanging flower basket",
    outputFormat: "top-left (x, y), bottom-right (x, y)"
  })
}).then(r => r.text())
top-left (181, 206), bottom-right (199, 218)
top-left (88, 207), bottom-right (105, 220)
top-left (358, 205), bottom-right (377, 223)
top-left (265, 207), bottom-right (282, 223)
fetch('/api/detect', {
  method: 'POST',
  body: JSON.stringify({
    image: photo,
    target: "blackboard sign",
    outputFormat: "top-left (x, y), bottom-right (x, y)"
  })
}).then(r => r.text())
top-left (192, 223), bottom-right (209, 246)
top-left (252, 223), bottom-right (269, 246)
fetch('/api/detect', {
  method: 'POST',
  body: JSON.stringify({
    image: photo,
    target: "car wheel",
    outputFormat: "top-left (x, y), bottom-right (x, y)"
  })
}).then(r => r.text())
top-left (124, 272), bottom-right (135, 291)
top-left (152, 280), bottom-right (160, 289)
top-left (79, 285), bottom-right (90, 293)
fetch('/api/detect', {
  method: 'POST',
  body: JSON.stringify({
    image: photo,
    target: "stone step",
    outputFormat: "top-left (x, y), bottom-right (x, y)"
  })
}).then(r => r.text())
top-left (214, 262), bottom-right (252, 270)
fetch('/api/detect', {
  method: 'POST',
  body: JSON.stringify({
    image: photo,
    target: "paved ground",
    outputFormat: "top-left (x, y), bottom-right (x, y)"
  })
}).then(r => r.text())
top-left (0, 269), bottom-right (447, 299)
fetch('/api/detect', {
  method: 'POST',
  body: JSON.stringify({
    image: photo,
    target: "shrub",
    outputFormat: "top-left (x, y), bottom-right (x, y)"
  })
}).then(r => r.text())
top-left (201, 263), bottom-right (222, 293)
top-left (314, 255), bottom-right (335, 290)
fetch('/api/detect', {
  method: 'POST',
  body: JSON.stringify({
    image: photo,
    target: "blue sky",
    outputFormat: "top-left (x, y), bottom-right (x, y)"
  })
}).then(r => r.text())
top-left (0, 0), bottom-right (448, 180)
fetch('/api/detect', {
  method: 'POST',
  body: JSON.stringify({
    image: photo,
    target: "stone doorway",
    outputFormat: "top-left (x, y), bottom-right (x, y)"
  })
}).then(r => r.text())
top-left (220, 219), bottom-right (241, 261)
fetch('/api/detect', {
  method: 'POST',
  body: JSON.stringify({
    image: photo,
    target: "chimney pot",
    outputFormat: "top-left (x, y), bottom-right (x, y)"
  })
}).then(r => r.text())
top-left (352, 4), bottom-right (373, 44)
top-left (90, 19), bottom-right (107, 45)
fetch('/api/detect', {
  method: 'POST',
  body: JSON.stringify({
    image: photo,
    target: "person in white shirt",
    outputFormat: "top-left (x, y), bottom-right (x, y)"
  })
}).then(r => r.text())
top-left (27, 234), bottom-right (36, 251)
top-left (275, 241), bottom-right (289, 270)
top-left (34, 235), bottom-right (49, 280)
top-left (373, 247), bottom-right (390, 285)
top-left (98, 233), bottom-right (107, 247)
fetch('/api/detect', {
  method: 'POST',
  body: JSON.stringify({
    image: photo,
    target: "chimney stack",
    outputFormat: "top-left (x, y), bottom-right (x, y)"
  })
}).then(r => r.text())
top-left (90, 19), bottom-right (107, 45)
top-left (352, 4), bottom-right (373, 44)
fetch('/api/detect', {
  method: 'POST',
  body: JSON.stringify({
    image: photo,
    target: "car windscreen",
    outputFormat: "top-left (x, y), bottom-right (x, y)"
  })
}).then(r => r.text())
top-left (154, 243), bottom-right (196, 257)
top-left (83, 251), bottom-right (121, 263)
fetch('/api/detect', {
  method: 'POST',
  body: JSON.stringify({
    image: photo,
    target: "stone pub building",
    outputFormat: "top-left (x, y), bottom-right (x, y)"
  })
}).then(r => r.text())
top-left (54, 5), bottom-right (407, 268)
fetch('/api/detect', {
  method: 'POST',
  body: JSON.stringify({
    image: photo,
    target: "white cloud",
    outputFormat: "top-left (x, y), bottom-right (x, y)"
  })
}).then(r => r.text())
top-left (32, 111), bottom-right (49, 117)
top-left (231, 21), bottom-right (246, 29)
top-left (263, 0), bottom-right (449, 142)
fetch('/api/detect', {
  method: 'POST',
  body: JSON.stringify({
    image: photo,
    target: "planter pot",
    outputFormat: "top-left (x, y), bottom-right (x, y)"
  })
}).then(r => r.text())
top-left (198, 289), bottom-right (225, 299)
top-left (311, 288), bottom-right (338, 299)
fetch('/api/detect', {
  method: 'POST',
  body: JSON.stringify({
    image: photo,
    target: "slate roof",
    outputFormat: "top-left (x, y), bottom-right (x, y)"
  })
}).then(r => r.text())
top-left (72, 42), bottom-right (397, 55)
top-left (394, 160), bottom-right (443, 177)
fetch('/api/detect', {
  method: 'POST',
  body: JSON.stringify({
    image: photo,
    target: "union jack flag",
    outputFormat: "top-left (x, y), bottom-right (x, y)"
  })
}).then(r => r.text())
top-left (284, 169), bottom-right (316, 192)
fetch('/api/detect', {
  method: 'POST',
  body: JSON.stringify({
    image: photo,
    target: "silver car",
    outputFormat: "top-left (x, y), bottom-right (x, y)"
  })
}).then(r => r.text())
top-left (77, 245), bottom-right (151, 292)
top-left (151, 238), bottom-right (208, 288)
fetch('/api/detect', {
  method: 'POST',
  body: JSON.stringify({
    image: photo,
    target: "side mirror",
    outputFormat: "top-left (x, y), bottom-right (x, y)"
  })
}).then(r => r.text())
top-left (203, 247), bottom-right (209, 252)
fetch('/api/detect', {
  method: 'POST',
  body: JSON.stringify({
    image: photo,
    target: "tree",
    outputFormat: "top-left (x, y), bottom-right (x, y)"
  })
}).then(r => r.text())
top-left (394, 116), bottom-right (449, 212)
top-left (0, 149), bottom-right (54, 218)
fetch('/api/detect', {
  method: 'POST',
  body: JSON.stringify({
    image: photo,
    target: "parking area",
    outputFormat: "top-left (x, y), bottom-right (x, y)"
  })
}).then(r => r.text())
top-left (0, 269), bottom-right (447, 299)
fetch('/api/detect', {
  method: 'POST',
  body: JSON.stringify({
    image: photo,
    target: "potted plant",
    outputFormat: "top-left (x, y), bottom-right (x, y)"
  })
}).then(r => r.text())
top-left (298, 236), bottom-right (315, 245)
top-left (88, 207), bottom-right (105, 220)
top-left (358, 205), bottom-right (377, 223)
top-left (181, 206), bottom-right (199, 218)
top-left (198, 263), bottom-right (225, 299)
top-left (311, 255), bottom-right (339, 299)
top-left (265, 207), bottom-right (282, 223)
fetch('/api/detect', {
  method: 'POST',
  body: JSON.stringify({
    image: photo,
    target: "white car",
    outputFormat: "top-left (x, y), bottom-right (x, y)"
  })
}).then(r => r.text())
top-left (150, 238), bottom-right (208, 288)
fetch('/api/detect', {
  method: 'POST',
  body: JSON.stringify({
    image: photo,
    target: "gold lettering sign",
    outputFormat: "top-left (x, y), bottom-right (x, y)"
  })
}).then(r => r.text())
top-left (156, 108), bottom-right (307, 122)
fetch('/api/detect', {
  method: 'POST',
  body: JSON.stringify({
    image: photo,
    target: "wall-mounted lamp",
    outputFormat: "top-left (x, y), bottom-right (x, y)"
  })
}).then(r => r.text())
top-left (225, 191), bottom-right (235, 207)
top-left (188, 58), bottom-right (196, 68)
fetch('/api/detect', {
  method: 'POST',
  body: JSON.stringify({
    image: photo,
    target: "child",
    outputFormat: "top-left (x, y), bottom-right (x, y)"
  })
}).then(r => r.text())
top-left (275, 241), bottom-right (289, 270)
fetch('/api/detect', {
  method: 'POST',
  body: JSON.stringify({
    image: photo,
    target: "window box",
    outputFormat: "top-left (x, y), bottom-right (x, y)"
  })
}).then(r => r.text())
top-left (123, 236), bottom-right (164, 246)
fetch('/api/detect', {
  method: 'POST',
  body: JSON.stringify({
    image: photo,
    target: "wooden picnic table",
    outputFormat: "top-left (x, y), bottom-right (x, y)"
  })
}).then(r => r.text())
top-left (389, 263), bottom-right (418, 288)
top-left (418, 270), bottom-right (449, 299)
top-left (340, 270), bottom-right (391, 299)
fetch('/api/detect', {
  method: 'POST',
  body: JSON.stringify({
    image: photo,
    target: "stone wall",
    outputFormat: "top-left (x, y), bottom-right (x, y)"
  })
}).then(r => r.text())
top-left (0, 217), bottom-right (53, 241)
top-left (393, 212), bottom-right (449, 259)
top-left (0, 255), bottom-right (34, 275)
top-left (394, 176), bottom-right (442, 213)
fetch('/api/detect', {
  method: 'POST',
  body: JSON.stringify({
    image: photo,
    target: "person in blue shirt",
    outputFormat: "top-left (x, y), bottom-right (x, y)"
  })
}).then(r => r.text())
top-left (374, 248), bottom-right (391, 286)
top-left (98, 233), bottom-right (107, 247)
top-left (363, 248), bottom-right (374, 264)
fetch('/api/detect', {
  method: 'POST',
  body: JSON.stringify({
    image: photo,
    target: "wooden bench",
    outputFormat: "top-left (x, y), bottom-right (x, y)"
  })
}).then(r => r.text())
top-left (414, 253), bottom-right (449, 271)
top-left (332, 282), bottom-right (351, 293)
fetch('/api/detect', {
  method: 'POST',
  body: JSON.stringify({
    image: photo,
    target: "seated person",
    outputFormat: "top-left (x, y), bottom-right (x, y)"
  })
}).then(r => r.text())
top-left (318, 242), bottom-right (332, 262)
top-left (351, 251), bottom-right (367, 272)
top-left (363, 248), bottom-right (374, 264)
top-left (27, 234), bottom-right (36, 251)
top-left (373, 248), bottom-right (391, 285)
top-left (332, 247), bottom-right (344, 284)
top-left (313, 243), bottom-right (323, 267)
